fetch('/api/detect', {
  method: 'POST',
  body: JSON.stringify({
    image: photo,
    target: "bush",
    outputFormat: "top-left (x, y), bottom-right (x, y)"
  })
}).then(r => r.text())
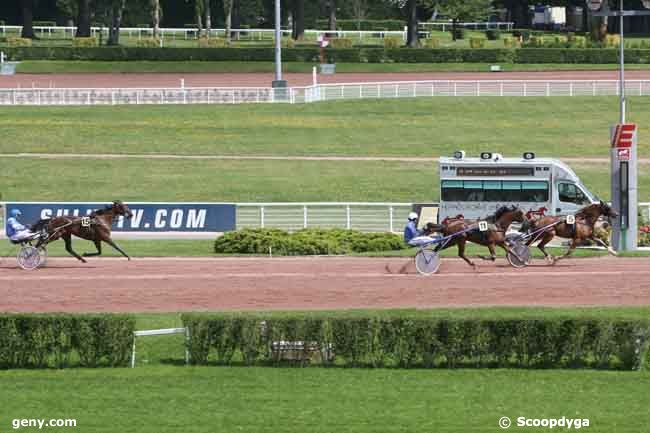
top-left (383, 36), bottom-right (402, 49)
top-left (469, 37), bottom-right (486, 49)
top-left (512, 29), bottom-right (531, 41)
top-left (136, 37), bottom-right (161, 48)
top-left (452, 28), bottom-right (465, 40)
top-left (6, 37), bottom-right (32, 47)
top-left (485, 29), bottom-right (501, 40)
top-left (214, 228), bottom-right (406, 255)
top-left (33, 21), bottom-right (56, 27)
top-left (183, 313), bottom-right (650, 370)
top-left (0, 314), bottom-right (135, 368)
top-left (282, 37), bottom-right (295, 49)
top-left (72, 37), bottom-right (98, 48)
top-left (198, 37), bottom-right (228, 48)
top-left (329, 37), bottom-right (354, 49)
top-left (423, 37), bottom-right (441, 49)
top-left (503, 37), bottom-right (519, 49)
top-left (525, 35), bottom-right (545, 48)
top-left (568, 34), bottom-right (587, 48)
top-left (605, 34), bottom-right (621, 48)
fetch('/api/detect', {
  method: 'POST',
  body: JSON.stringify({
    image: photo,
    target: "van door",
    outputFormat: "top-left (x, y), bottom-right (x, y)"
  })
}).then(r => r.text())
top-left (554, 182), bottom-right (591, 215)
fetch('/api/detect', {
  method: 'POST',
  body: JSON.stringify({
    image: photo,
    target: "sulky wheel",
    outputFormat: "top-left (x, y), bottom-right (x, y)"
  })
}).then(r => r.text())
top-left (17, 245), bottom-right (42, 271)
top-left (415, 249), bottom-right (441, 275)
top-left (506, 241), bottom-right (531, 268)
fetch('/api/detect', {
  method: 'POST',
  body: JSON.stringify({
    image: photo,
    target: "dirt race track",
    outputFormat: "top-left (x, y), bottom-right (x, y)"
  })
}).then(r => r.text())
top-left (1, 256), bottom-right (649, 312)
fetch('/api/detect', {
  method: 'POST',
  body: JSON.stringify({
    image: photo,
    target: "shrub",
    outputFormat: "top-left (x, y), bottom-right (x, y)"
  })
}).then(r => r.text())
top-left (183, 313), bottom-right (650, 370)
top-left (214, 228), bottom-right (406, 255)
top-left (282, 37), bottom-right (295, 48)
top-left (423, 37), bottom-right (441, 49)
top-left (452, 28), bottom-right (465, 40)
top-left (568, 35), bottom-right (587, 48)
top-left (469, 37), bottom-right (486, 49)
top-left (72, 37), bottom-right (98, 48)
top-left (136, 37), bottom-right (161, 48)
top-left (485, 29), bottom-right (501, 40)
top-left (33, 21), bottom-right (56, 27)
top-left (0, 314), bottom-right (135, 368)
top-left (503, 37), bottom-right (519, 49)
top-left (605, 34), bottom-right (621, 48)
top-left (383, 36), bottom-right (402, 49)
top-left (525, 35), bottom-right (545, 48)
top-left (198, 37), bottom-right (228, 48)
top-left (512, 29), bottom-right (531, 41)
top-left (7, 37), bottom-right (32, 47)
top-left (329, 37), bottom-right (354, 49)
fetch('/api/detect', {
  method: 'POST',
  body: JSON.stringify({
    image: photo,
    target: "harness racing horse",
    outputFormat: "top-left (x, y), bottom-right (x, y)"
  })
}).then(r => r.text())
top-left (523, 201), bottom-right (618, 263)
top-left (32, 201), bottom-right (134, 263)
top-left (425, 205), bottom-right (526, 268)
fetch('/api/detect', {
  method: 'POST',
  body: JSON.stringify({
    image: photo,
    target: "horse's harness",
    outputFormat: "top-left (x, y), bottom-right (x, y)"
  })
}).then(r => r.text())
top-left (36, 215), bottom-right (101, 246)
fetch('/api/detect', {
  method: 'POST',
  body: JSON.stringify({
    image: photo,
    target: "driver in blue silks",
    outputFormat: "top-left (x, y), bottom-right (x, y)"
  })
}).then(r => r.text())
top-left (6, 209), bottom-right (36, 242)
top-left (403, 212), bottom-right (422, 244)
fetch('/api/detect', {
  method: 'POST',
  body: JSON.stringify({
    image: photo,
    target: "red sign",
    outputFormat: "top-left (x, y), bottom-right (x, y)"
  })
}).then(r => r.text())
top-left (611, 123), bottom-right (636, 148)
top-left (617, 148), bottom-right (631, 161)
top-left (588, 0), bottom-right (602, 11)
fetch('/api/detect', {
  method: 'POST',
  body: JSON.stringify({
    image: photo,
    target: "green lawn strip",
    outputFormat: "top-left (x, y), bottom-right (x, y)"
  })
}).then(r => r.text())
top-left (0, 366), bottom-right (648, 433)
top-left (2, 98), bottom-right (648, 157)
top-left (0, 158), bottom-right (644, 203)
top-left (16, 60), bottom-right (650, 74)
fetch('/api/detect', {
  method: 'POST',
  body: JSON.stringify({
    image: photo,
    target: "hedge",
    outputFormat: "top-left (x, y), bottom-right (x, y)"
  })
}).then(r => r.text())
top-left (183, 313), bottom-right (650, 370)
top-left (0, 314), bottom-right (135, 368)
top-left (4, 46), bottom-right (647, 64)
top-left (214, 228), bottom-right (406, 255)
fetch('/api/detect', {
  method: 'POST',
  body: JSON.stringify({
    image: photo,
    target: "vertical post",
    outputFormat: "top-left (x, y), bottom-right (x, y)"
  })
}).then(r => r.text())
top-left (272, 0), bottom-right (286, 90)
top-left (389, 206), bottom-right (394, 233)
top-left (546, 82), bottom-right (550, 97)
top-left (184, 328), bottom-right (190, 365)
top-left (303, 205), bottom-right (308, 228)
top-left (620, 0), bottom-right (626, 125)
top-left (131, 335), bottom-right (136, 368)
top-left (260, 206), bottom-right (265, 228)
top-left (346, 205), bottom-right (351, 229)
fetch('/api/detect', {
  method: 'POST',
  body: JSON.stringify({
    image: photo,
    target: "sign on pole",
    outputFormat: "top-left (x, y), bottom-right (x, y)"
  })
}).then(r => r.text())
top-left (610, 123), bottom-right (638, 251)
top-left (587, 0), bottom-right (602, 11)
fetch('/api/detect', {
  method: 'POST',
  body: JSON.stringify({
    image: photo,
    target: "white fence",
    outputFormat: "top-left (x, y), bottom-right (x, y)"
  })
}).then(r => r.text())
top-left (237, 203), bottom-right (413, 233)
top-left (3, 80), bottom-right (650, 106)
top-left (0, 23), bottom-right (513, 42)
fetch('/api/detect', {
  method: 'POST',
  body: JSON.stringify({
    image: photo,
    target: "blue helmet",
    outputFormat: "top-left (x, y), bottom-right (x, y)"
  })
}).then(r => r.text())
top-left (10, 209), bottom-right (22, 218)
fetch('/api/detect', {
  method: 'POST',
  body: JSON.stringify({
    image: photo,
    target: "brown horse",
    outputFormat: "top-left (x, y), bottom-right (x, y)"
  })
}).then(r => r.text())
top-left (523, 201), bottom-right (618, 263)
top-left (33, 201), bottom-right (133, 263)
top-left (426, 205), bottom-right (526, 268)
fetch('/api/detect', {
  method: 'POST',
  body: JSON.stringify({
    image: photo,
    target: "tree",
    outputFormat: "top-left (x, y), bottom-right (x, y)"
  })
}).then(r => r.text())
top-left (224, 0), bottom-right (233, 42)
top-left (406, 0), bottom-right (418, 46)
top-left (76, 0), bottom-right (91, 37)
top-left (291, 0), bottom-right (304, 40)
top-left (20, 0), bottom-right (35, 39)
top-left (328, 0), bottom-right (337, 31)
top-left (150, 0), bottom-right (161, 37)
top-left (435, 0), bottom-right (493, 40)
top-left (107, 0), bottom-right (126, 45)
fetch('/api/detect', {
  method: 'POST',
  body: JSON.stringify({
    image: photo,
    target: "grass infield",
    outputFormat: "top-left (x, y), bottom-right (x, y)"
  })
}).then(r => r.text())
top-left (2, 98), bottom-right (649, 158)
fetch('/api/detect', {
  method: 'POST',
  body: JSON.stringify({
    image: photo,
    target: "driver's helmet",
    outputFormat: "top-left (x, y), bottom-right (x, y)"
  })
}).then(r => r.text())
top-left (10, 209), bottom-right (22, 218)
top-left (407, 212), bottom-right (418, 221)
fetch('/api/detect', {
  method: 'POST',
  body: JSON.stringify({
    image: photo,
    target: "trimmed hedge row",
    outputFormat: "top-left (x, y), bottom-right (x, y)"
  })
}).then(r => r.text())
top-left (0, 314), bottom-right (135, 368)
top-left (315, 19), bottom-right (405, 31)
top-left (214, 228), bottom-right (405, 255)
top-left (183, 314), bottom-right (650, 370)
top-left (5, 46), bottom-right (650, 64)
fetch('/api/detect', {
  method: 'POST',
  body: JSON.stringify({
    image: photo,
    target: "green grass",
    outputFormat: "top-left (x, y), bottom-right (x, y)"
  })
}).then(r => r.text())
top-left (1, 98), bottom-right (649, 158)
top-left (16, 60), bottom-right (650, 74)
top-left (0, 366), bottom-right (648, 433)
top-left (0, 158), bottom-right (641, 202)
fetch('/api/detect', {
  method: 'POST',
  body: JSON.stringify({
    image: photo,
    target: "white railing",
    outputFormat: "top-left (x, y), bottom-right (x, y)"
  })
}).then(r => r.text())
top-left (0, 86), bottom-right (281, 106)
top-left (237, 202), bottom-right (413, 233)
top-left (419, 21), bottom-right (515, 32)
top-left (3, 80), bottom-right (650, 106)
top-left (0, 25), bottom-right (409, 42)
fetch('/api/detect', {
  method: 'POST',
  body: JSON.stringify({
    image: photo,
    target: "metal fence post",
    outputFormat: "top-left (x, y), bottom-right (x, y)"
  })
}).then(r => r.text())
top-left (569, 82), bottom-right (573, 97)
top-left (546, 82), bottom-right (550, 97)
top-left (260, 206), bottom-right (265, 228)
top-left (303, 205), bottom-right (308, 229)
top-left (346, 205), bottom-right (351, 229)
top-left (500, 82), bottom-right (503, 97)
top-left (389, 206), bottom-right (394, 233)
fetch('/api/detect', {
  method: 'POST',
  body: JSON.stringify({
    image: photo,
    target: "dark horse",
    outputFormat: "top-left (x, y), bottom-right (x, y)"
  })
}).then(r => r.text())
top-left (425, 205), bottom-right (526, 268)
top-left (523, 201), bottom-right (618, 263)
top-left (32, 201), bottom-right (133, 263)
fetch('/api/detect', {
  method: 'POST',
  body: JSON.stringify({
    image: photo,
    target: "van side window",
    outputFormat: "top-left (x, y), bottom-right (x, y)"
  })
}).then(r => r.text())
top-left (558, 183), bottom-right (589, 205)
